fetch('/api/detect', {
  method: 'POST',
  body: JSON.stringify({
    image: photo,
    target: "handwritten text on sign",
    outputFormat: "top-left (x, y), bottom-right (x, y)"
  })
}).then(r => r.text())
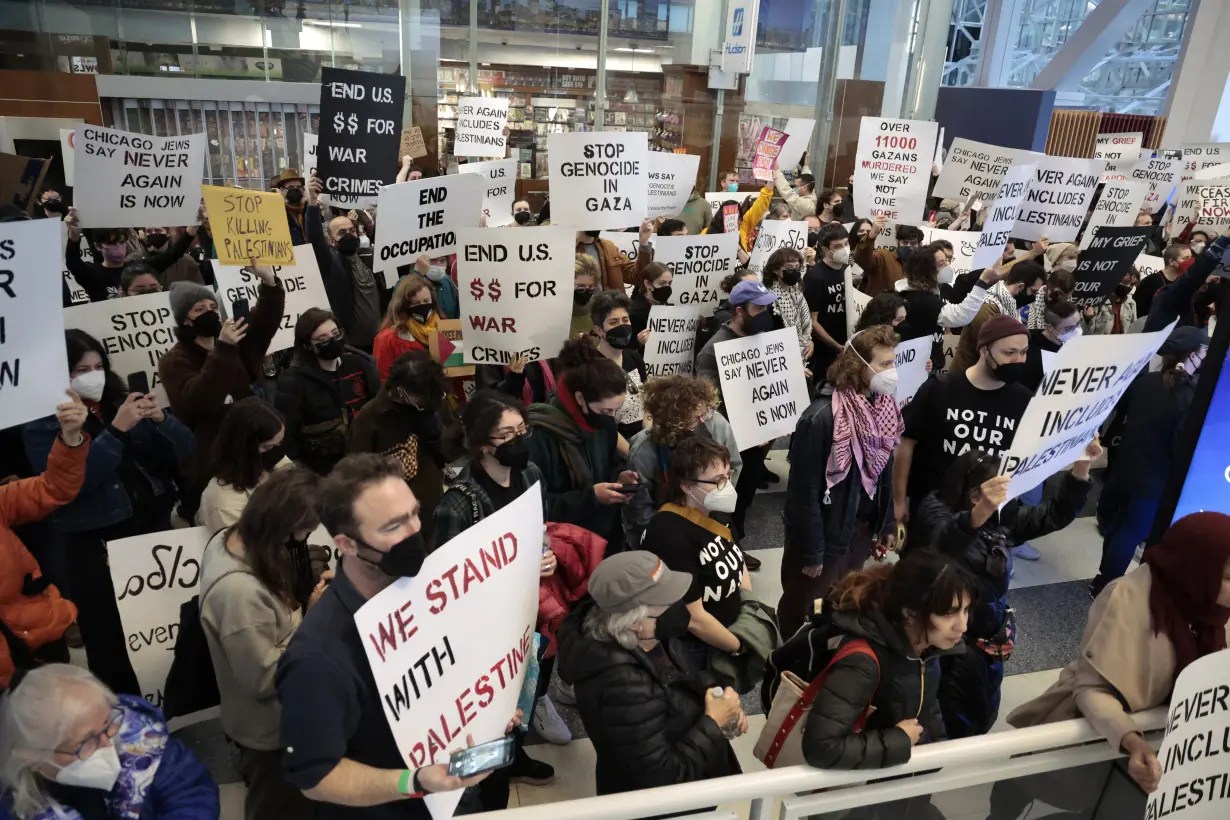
top-left (74, 125), bottom-right (205, 229)
top-left (853, 116), bottom-right (938, 223)
top-left (548, 132), bottom-right (649, 230)
top-left (64, 291), bottom-right (177, 406)
top-left (653, 232), bottom-right (739, 318)
top-left (752, 127), bottom-right (788, 182)
top-left (213, 245), bottom-right (330, 353)
top-left (201, 186), bottom-right (295, 266)
top-left (356, 484), bottom-right (543, 820)
top-left (715, 327), bottom-right (810, 451)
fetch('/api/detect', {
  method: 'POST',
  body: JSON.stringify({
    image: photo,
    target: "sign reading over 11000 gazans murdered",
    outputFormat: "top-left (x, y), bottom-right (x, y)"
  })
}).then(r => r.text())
top-left (853, 116), bottom-right (938, 223)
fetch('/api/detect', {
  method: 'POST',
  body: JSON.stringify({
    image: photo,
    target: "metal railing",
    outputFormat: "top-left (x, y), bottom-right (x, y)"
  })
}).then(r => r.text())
top-left (484, 707), bottom-right (1168, 820)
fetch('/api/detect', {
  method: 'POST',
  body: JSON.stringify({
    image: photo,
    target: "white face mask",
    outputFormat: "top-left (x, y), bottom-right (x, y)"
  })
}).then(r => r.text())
top-left (693, 482), bottom-right (738, 514)
top-left (70, 369), bottom-right (107, 402)
top-left (426, 265), bottom-right (446, 282)
top-left (938, 265), bottom-right (956, 285)
top-left (54, 742), bottom-right (122, 791)
top-left (358, 234), bottom-right (371, 249)
top-left (830, 246), bottom-right (850, 266)
top-left (1056, 325), bottom-right (1082, 344)
top-left (1191, 241), bottom-right (1206, 254)
top-left (1056, 258), bottom-right (1078, 273)
top-left (869, 366), bottom-right (900, 396)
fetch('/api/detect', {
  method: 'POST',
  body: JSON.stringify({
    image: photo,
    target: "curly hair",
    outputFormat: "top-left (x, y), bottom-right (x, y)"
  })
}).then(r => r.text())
top-left (762, 247), bottom-right (805, 289)
top-left (643, 375), bottom-right (718, 446)
top-left (664, 436), bottom-right (731, 506)
top-left (904, 241), bottom-right (944, 291)
top-left (826, 324), bottom-right (898, 394)
top-left (829, 548), bottom-right (976, 637)
top-left (855, 292), bottom-right (906, 333)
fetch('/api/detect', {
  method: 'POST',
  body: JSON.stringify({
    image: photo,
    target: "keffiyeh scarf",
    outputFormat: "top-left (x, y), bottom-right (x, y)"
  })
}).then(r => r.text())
top-left (825, 388), bottom-right (903, 497)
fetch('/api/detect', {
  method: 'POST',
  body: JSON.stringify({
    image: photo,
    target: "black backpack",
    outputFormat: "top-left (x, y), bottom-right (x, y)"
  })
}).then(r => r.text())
top-left (760, 605), bottom-right (878, 708)
top-left (162, 595), bottom-right (220, 720)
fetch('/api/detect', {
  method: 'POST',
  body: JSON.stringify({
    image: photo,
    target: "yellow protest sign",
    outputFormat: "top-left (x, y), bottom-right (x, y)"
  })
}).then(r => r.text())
top-left (201, 185), bottom-right (296, 265)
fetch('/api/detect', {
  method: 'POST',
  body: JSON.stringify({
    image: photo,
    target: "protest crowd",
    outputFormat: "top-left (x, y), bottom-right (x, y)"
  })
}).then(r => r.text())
top-left (1, 72), bottom-right (1230, 820)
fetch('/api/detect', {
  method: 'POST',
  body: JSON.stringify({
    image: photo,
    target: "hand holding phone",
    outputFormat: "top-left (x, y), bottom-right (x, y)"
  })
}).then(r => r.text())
top-left (446, 736), bottom-right (515, 779)
top-left (231, 297), bottom-right (251, 322)
top-left (127, 371), bottom-right (150, 396)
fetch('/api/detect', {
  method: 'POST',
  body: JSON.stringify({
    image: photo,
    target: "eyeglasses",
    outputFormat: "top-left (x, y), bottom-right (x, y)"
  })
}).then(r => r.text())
top-left (54, 707), bottom-right (123, 761)
top-left (312, 329), bottom-right (344, 345)
top-left (693, 407), bottom-right (715, 426)
top-left (693, 474), bottom-right (731, 491)
top-left (283, 183), bottom-right (305, 192)
top-left (490, 425), bottom-right (532, 444)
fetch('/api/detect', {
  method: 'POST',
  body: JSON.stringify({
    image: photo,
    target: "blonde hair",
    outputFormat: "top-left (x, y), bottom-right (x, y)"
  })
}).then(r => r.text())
top-left (382, 272), bottom-right (440, 330)
top-left (574, 253), bottom-right (600, 284)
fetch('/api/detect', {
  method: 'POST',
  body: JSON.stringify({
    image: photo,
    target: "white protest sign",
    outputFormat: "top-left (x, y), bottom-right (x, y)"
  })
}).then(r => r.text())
top-left (457, 226), bottom-right (574, 365)
top-left (747, 219), bottom-right (807, 277)
top-left (60, 129), bottom-right (76, 187)
top-left (1094, 132), bottom-right (1144, 178)
top-left (653, 232), bottom-right (740, 318)
top-left (374, 174), bottom-right (483, 273)
top-left (458, 158), bottom-right (518, 227)
top-left (1132, 156), bottom-right (1182, 214)
top-left (1145, 649), bottom-right (1230, 820)
top-left (705, 192), bottom-right (740, 211)
top-left (108, 527), bottom-right (208, 710)
top-left (998, 320), bottom-right (1175, 501)
top-left (355, 484), bottom-right (542, 820)
top-left (304, 132), bottom-right (376, 209)
top-left (928, 227), bottom-right (979, 279)
top-left (1174, 180), bottom-right (1230, 232)
top-left (1079, 180), bottom-right (1148, 250)
top-left (74, 124), bottom-right (205, 228)
top-left (1180, 143), bottom-right (1230, 179)
top-left (972, 162), bottom-right (1036, 270)
top-left (932, 138), bottom-right (1040, 205)
top-left (777, 118), bottom-right (816, 173)
top-left (548, 132), bottom-right (648, 230)
top-left (644, 305), bottom-right (702, 377)
top-left (893, 336), bottom-right (932, 408)
top-left (715, 326), bottom-right (810, 450)
top-left (853, 116), bottom-right (939, 222)
top-left (63, 271), bottom-right (89, 305)
top-left (1194, 163), bottom-right (1230, 182)
top-left (1012, 155), bottom-right (1102, 243)
top-left (455, 97), bottom-right (510, 159)
top-left (0, 220), bottom-right (68, 429)
top-left (214, 245), bottom-right (329, 353)
top-left (1136, 253), bottom-right (1164, 279)
top-left (598, 231), bottom-right (649, 264)
top-left (844, 265), bottom-right (871, 337)
top-left (933, 127), bottom-right (945, 171)
top-left (646, 152), bottom-right (702, 219)
top-left (64, 291), bottom-right (176, 405)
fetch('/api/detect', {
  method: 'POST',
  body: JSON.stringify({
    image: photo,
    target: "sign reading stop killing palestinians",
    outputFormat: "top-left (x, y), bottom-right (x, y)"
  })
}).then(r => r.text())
top-left (652, 233), bottom-right (740, 317)
top-left (644, 305), bottom-right (702, 377)
top-left (64, 292), bottom-right (178, 405)
top-left (971, 162), bottom-right (1036, 270)
top-left (317, 66), bottom-right (405, 203)
top-left (1079, 180), bottom-right (1148, 250)
top-left (1011, 155), bottom-right (1103, 243)
top-left (201, 186), bottom-right (296, 266)
top-left (74, 124), bottom-right (205, 229)
top-left (853, 116), bottom-right (939, 223)
top-left (1070, 226), bottom-right (1151, 313)
top-left (458, 159), bottom-right (518, 227)
top-left (715, 326), bottom-right (810, 451)
top-left (374, 174), bottom-right (484, 274)
top-left (455, 97), bottom-right (510, 159)
top-left (931, 138), bottom-right (1041, 205)
top-left (548, 132), bottom-right (648, 231)
top-left (213, 246), bottom-right (330, 353)
top-left (355, 484), bottom-right (543, 820)
top-left (456, 226), bottom-right (574, 365)
top-left (647, 152), bottom-right (702, 218)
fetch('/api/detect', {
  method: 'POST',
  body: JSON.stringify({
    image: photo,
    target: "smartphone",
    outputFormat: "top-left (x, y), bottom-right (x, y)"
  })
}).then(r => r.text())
top-left (127, 371), bottom-right (150, 395)
top-left (616, 482), bottom-right (640, 495)
top-left (231, 297), bottom-right (251, 322)
top-left (446, 736), bottom-right (515, 779)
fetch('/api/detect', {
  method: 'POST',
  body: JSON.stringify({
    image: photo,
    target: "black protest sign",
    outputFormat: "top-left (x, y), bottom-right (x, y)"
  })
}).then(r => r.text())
top-left (0, 153), bottom-right (50, 215)
top-left (317, 67), bottom-right (406, 201)
top-left (1070, 226), bottom-right (1151, 312)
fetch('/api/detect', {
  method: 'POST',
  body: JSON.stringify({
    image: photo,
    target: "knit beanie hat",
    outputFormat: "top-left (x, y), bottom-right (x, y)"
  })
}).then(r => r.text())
top-left (977, 314), bottom-right (1029, 350)
top-left (168, 281), bottom-right (224, 325)
top-left (1044, 242), bottom-right (1076, 271)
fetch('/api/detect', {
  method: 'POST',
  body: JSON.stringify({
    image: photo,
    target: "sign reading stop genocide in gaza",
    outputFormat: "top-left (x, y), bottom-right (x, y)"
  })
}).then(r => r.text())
top-left (547, 132), bottom-right (648, 230)
top-left (853, 116), bottom-right (938, 223)
top-left (316, 66), bottom-right (405, 204)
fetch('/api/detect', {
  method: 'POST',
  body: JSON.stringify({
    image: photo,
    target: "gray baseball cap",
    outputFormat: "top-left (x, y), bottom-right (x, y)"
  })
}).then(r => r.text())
top-left (588, 551), bottom-right (692, 614)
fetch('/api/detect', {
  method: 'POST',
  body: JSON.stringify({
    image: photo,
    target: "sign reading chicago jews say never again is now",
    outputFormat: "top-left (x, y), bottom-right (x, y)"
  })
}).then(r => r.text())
top-left (73, 124), bottom-right (206, 229)
top-left (374, 174), bottom-right (484, 274)
top-left (456, 226), bottom-right (574, 365)
top-left (355, 484), bottom-right (543, 820)
top-left (316, 66), bottom-right (406, 202)
top-left (853, 116), bottom-right (939, 222)
top-left (930, 138), bottom-right (1041, 205)
top-left (64, 291), bottom-right (178, 406)
top-left (548, 131), bottom-right (649, 230)
top-left (201, 186), bottom-right (296, 266)
top-left (715, 326), bottom-right (810, 451)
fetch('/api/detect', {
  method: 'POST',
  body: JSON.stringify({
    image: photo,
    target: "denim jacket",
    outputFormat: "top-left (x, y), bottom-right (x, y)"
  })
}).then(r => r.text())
top-left (23, 412), bottom-right (194, 534)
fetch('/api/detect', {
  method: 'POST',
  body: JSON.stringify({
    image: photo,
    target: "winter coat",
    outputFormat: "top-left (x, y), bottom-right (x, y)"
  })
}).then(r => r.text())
top-left (1084, 297), bottom-right (1137, 335)
top-left (433, 461), bottom-right (547, 549)
top-left (274, 348), bottom-right (380, 475)
top-left (538, 522), bottom-right (607, 658)
top-left (800, 608), bottom-right (948, 770)
top-left (158, 281), bottom-right (286, 488)
top-left (556, 597), bottom-right (741, 795)
top-left (1105, 370), bottom-right (1195, 502)
top-left (575, 238), bottom-right (633, 292)
top-left (526, 396), bottom-right (623, 539)
top-left (0, 435), bottom-right (86, 687)
top-left (852, 238), bottom-right (905, 298)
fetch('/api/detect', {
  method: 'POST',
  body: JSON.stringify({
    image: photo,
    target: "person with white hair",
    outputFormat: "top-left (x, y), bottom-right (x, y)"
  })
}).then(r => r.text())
top-left (0, 664), bottom-right (218, 820)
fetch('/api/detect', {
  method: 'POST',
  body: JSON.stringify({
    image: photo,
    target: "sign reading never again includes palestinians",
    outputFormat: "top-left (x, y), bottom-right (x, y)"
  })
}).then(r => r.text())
top-left (644, 305), bottom-right (702, 377)
top-left (1011, 155), bottom-right (1103, 243)
top-left (971, 162), bottom-right (1036, 270)
top-left (316, 66), bottom-right (405, 202)
top-left (454, 96), bottom-right (510, 159)
top-left (547, 131), bottom-right (649, 230)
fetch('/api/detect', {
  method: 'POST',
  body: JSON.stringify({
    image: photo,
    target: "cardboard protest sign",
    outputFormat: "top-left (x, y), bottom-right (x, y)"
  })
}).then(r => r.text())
top-left (777, 118), bottom-right (815, 174)
top-left (214, 245), bottom-right (329, 353)
top-left (653, 232), bottom-right (739, 317)
top-left (458, 159), bottom-right (518, 227)
top-left (428, 318), bottom-right (473, 379)
top-left (932, 138), bottom-right (1039, 204)
top-left (108, 527), bottom-right (209, 710)
top-left (646, 152), bottom-right (702, 218)
top-left (1079, 180), bottom-right (1148, 250)
top-left (317, 66), bottom-right (405, 203)
top-left (598, 231), bottom-right (648, 264)
top-left (373, 174), bottom-right (484, 273)
top-left (0, 153), bottom-right (49, 215)
top-left (401, 126), bottom-right (428, 160)
top-left (752, 127), bottom-right (788, 182)
top-left (1180, 143), bottom-right (1230, 179)
top-left (1145, 649), bottom-right (1230, 820)
top-left (715, 327), bottom-right (809, 450)
top-left (1094, 132), bottom-right (1143, 178)
top-left (893, 336), bottom-right (932, 408)
top-left (455, 97), bottom-right (509, 159)
top-left (456, 226), bottom-right (573, 364)
top-left (64, 292), bottom-right (177, 405)
top-left (201, 185), bottom-right (295, 266)
top-left (853, 116), bottom-right (939, 222)
top-left (355, 484), bottom-right (542, 820)
top-left (1174, 180), bottom-right (1230, 232)
top-left (304, 132), bottom-right (375, 209)
top-left (73, 125), bottom-right (205, 229)
top-left (548, 132), bottom-right (648, 230)
top-left (1012, 156), bottom-right (1102, 243)
top-left (1135, 253), bottom-right (1164, 279)
top-left (747, 219), bottom-right (807, 277)
top-left (644, 305), bottom-right (702, 377)
top-left (999, 320), bottom-right (1174, 501)
top-left (844, 265), bottom-right (871, 338)
top-left (60, 129), bottom-right (76, 187)
top-left (1132, 156), bottom-right (1181, 214)
top-left (972, 162), bottom-right (1036, 270)
top-left (0, 220), bottom-right (68, 429)
top-left (1071, 226), bottom-right (1152, 312)
top-left (722, 204), bottom-right (739, 234)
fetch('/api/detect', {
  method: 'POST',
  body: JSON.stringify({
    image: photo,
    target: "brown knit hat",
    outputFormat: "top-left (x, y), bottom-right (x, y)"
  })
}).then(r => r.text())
top-left (977, 314), bottom-right (1029, 350)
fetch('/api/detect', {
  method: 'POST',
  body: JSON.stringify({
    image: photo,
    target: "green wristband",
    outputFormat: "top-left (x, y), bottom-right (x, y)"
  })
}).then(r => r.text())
top-left (398, 769), bottom-right (414, 796)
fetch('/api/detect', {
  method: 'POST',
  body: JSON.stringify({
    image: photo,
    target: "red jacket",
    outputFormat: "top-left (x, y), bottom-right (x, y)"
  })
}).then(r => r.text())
top-left (0, 434), bottom-right (88, 686)
top-left (538, 522), bottom-right (606, 658)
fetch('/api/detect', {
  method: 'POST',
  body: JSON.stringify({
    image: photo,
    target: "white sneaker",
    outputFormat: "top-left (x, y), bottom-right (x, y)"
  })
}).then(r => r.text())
top-left (532, 696), bottom-right (572, 745)
top-left (552, 679), bottom-right (576, 706)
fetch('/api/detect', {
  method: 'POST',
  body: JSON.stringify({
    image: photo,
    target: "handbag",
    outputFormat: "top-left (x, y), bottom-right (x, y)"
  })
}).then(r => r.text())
top-left (753, 638), bottom-right (880, 768)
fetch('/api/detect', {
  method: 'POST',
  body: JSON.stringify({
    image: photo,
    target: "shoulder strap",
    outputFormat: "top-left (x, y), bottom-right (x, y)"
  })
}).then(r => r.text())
top-left (450, 481), bottom-right (483, 525)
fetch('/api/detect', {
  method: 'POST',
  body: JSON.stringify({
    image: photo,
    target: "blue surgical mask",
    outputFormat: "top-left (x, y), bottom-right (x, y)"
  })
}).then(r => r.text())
top-left (726, 183), bottom-right (738, 193)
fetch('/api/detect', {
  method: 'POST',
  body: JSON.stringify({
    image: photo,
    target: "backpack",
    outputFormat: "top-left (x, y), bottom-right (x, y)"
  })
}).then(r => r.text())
top-left (760, 606), bottom-right (879, 710)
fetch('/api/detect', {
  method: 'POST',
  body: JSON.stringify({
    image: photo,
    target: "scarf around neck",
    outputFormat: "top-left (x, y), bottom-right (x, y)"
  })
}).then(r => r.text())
top-left (403, 309), bottom-right (440, 347)
top-left (987, 281), bottom-right (1019, 319)
top-left (825, 388), bottom-right (903, 497)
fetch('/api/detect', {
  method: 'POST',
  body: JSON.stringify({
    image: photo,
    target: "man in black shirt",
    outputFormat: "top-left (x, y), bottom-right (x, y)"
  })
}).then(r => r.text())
top-left (803, 222), bottom-right (851, 380)
top-left (1133, 242), bottom-right (1190, 319)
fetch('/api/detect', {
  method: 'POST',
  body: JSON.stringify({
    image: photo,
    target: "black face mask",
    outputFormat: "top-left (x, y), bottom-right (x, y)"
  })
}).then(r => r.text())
top-left (407, 304), bottom-right (434, 324)
top-left (260, 443), bottom-right (285, 470)
top-left (583, 230), bottom-right (602, 239)
top-left (492, 435), bottom-right (531, 469)
top-left (42, 199), bottom-right (67, 215)
top-left (653, 601), bottom-right (691, 640)
top-left (143, 233), bottom-right (168, 250)
top-left (603, 324), bottom-right (635, 350)
top-left (745, 308), bottom-right (776, 335)
top-left (314, 337), bottom-right (345, 360)
top-left (585, 407), bottom-right (619, 431)
top-left (651, 285), bottom-right (673, 304)
top-left (337, 234), bottom-right (360, 255)
top-left (807, 230), bottom-right (821, 248)
top-left (1112, 284), bottom-right (1131, 301)
top-left (989, 354), bottom-right (1028, 385)
top-left (513, 210), bottom-right (534, 225)
top-left (1015, 290), bottom-right (1035, 309)
top-left (285, 188), bottom-right (305, 205)
top-left (573, 290), bottom-right (594, 306)
top-left (189, 309), bottom-right (223, 339)
top-left (781, 268), bottom-right (802, 287)
top-left (355, 532), bottom-right (428, 578)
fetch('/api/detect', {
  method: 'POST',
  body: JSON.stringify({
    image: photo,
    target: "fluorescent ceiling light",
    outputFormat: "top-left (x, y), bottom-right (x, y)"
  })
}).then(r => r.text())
top-left (613, 47), bottom-right (657, 53)
top-left (304, 19), bottom-right (362, 28)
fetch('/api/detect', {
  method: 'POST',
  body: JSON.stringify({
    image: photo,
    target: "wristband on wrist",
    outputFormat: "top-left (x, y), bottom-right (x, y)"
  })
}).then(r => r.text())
top-left (397, 769), bottom-right (423, 798)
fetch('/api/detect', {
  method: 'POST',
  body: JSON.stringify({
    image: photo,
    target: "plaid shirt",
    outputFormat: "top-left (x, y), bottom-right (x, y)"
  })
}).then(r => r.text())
top-left (433, 460), bottom-right (546, 548)
top-left (770, 281), bottom-right (812, 362)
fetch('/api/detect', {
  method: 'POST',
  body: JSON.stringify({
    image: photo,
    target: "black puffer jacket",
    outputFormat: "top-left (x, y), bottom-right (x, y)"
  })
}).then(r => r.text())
top-left (801, 609), bottom-right (947, 770)
top-left (556, 598), bottom-right (740, 795)
top-left (274, 347), bottom-right (381, 475)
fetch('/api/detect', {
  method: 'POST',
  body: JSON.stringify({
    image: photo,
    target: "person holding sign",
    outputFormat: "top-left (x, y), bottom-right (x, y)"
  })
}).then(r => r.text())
top-left (1143, 227), bottom-right (1230, 332)
top-left (762, 248), bottom-right (813, 367)
top-left (575, 227), bottom-right (642, 293)
top-left (853, 218), bottom-right (923, 298)
top-left (994, 512), bottom-right (1230, 816)
top-left (1133, 243), bottom-right (1191, 319)
top-left (65, 209), bottom-right (204, 303)
top-left (779, 326), bottom-right (903, 637)
top-left (372, 274), bottom-right (451, 380)
top-left (273, 168), bottom-right (310, 246)
top-left (895, 242), bottom-right (1002, 371)
top-left (773, 169), bottom-right (817, 222)
top-left (588, 292), bottom-right (649, 444)
top-left (627, 262), bottom-right (673, 343)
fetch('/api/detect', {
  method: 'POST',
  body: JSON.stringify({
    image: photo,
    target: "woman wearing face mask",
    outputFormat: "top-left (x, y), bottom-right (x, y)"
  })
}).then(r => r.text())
top-left (628, 262), bottom-right (673, 343)
top-left (1085, 276), bottom-right (1138, 335)
top-left (762, 248), bottom-right (813, 367)
top-left (22, 331), bottom-right (193, 696)
top-left (779, 326), bottom-right (903, 637)
top-left (1019, 293), bottom-right (1082, 394)
top-left (910, 438), bottom-right (1099, 738)
top-left (528, 338), bottom-right (636, 547)
top-left (348, 349), bottom-right (463, 550)
top-left (556, 551), bottom-right (746, 796)
top-left (274, 308), bottom-right (380, 476)
top-left (571, 254), bottom-right (601, 338)
top-left (1045, 242), bottom-right (1079, 276)
top-left (0, 664), bottom-right (219, 820)
top-left (197, 398), bottom-right (291, 535)
top-left (372, 273), bottom-right (450, 380)
top-left (588, 291), bottom-right (648, 444)
top-left (199, 468), bottom-right (325, 820)
top-left (854, 292), bottom-right (908, 333)
top-left (65, 215), bottom-right (201, 303)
